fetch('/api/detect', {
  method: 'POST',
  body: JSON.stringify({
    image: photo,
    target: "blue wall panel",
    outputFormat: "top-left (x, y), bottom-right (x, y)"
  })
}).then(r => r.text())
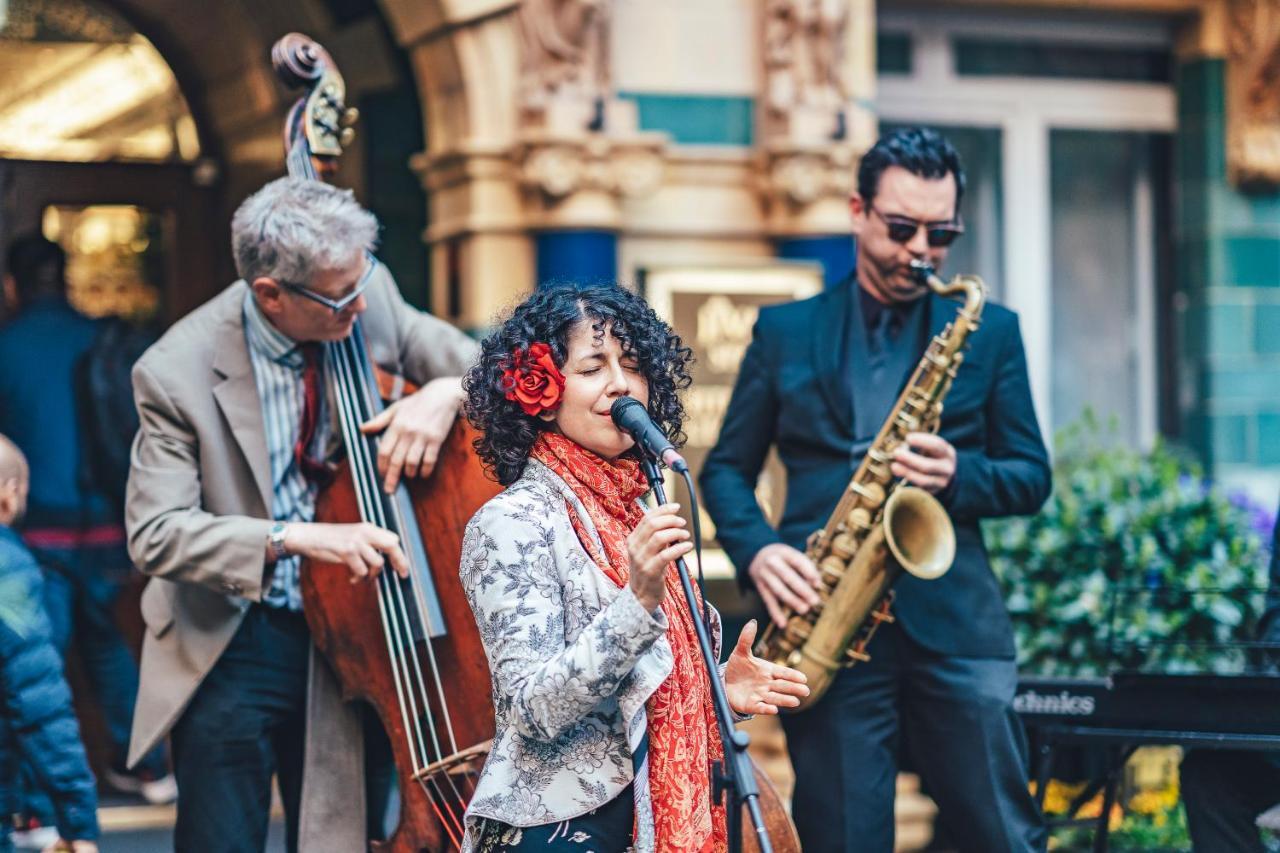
top-left (536, 230), bottom-right (618, 288)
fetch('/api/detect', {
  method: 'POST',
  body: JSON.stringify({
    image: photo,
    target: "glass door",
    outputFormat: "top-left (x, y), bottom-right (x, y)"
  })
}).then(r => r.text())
top-left (1049, 130), bottom-right (1170, 445)
top-left (875, 7), bottom-right (1177, 447)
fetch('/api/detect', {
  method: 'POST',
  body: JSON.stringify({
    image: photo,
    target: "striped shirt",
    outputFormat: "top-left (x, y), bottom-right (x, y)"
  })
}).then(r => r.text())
top-left (242, 290), bottom-right (330, 611)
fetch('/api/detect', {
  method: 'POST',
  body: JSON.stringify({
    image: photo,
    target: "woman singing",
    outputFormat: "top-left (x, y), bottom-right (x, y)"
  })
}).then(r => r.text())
top-left (459, 284), bottom-right (808, 852)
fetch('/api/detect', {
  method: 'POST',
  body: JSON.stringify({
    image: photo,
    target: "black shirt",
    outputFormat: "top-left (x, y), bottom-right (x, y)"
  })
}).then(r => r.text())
top-left (845, 283), bottom-right (929, 442)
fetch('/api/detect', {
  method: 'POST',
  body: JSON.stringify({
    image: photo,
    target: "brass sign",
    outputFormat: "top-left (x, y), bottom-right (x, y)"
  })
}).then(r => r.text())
top-left (642, 263), bottom-right (824, 579)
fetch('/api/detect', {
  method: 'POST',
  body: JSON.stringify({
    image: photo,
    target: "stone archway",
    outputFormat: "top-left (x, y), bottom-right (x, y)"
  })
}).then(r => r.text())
top-left (379, 0), bottom-right (530, 329)
top-left (103, 0), bottom-right (417, 215)
top-left (98, 0), bottom-right (527, 324)
top-left (62, 0), bottom-right (433, 307)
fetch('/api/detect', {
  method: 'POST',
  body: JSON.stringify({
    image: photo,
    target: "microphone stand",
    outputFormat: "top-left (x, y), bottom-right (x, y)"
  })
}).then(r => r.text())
top-left (636, 454), bottom-right (773, 853)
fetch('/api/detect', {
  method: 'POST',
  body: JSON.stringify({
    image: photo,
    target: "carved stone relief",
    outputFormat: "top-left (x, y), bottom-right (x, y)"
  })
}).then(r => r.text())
top-left (515, 134), bottom-right (664, 205)
top-left (759, 0), bottom-right (865, 232)
top-left (756, 143), bottom-right (857, 238)
top-left (517, 0), bottom-right (612, 132)
top-left (512, 0), bottom-right (665, 221)
top-left (763, 0), bottom-right (852, 144)
top-left (1226, 0), bottom-right (1280, 186)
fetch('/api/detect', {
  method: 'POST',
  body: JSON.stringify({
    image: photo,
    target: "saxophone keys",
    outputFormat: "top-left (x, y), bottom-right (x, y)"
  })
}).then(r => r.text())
top-left (869, 608), bottom-right (895, 624)
top-left (845, 648), bottom-right (871, 664)
top-left (829, 532), bottom-right (857, 558)
top-left (819, 555), bottom-right (846, 577)
top-left (866, 447), bottom-right (893, 465)
top-left (850, 481), bottom-right (885, 504)
top-left (844, 506), bottom-right (873, 531)
top-left (785, 621), bottom-right (812, 644)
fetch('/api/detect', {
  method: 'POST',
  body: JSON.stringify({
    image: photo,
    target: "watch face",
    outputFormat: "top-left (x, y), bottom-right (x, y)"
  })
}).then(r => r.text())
top-left (269, 524), bottom-right (287, 557)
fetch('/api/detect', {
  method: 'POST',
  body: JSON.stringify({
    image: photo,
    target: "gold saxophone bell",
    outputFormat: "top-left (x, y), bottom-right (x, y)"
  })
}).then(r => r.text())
top-left (883, 486), bottom-right (955, 582)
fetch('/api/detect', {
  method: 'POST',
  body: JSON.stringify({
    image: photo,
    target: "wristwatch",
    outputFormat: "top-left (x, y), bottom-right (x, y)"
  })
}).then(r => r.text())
top-left (268, 521), bottom-right (289, 561)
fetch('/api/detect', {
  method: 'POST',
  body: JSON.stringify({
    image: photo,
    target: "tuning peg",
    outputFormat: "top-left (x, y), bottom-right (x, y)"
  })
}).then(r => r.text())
top-left (340, 107), bottom-right (359, 127)
top-left (340, 127), bottom-right (356, 147)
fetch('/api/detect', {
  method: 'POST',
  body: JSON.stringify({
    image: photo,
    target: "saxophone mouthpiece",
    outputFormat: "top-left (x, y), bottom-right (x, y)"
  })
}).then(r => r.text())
top-left (908, 259), bottom-right (936, 286)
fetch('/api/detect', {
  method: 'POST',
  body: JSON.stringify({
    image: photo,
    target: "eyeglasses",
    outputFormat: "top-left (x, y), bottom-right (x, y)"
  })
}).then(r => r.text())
top-left (279, 254), bottom-right (376, 314)
top-left (869, 204), bottom-right (964, 248)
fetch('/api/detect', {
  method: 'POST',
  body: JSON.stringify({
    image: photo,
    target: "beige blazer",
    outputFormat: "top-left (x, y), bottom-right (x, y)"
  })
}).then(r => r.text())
top-left (125, 265), bottom-right (478, 850)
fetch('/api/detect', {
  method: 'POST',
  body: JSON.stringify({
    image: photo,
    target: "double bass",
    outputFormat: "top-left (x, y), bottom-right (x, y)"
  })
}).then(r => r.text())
top-left (271, 33), bottom-right (799, 853)
top-left (271, 34), bottom-right (500, 852)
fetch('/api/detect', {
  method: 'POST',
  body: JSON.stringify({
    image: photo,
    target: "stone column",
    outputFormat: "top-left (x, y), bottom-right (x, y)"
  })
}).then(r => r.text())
top-left (512, 0), bottom-right (666, 288)
top-left (759, 0), bottom-right (875, 287)
top-left (387, 0), bottom-right (667, 331)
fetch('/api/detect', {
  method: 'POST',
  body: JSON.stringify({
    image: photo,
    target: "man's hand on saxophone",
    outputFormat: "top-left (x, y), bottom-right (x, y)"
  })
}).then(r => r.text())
top-left (748, 431), bottom-right (957, 630)
top-left (748, 543), bottom-right (822, 628)
top-left (890, 431), bottom-right (957, 494)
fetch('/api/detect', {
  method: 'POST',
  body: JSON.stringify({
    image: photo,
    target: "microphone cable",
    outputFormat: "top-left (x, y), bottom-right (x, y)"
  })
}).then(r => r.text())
top-left (677, 466), bottom-right (713, 636)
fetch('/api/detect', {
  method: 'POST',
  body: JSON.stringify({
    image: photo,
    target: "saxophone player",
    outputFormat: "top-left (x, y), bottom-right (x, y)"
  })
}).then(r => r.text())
top-left (700, 127), bottom-right (1052, 853)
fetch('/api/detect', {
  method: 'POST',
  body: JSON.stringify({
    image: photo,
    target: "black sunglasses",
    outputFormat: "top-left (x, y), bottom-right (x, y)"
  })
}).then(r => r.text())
top-left (870, 204), bottom-right (964, 248)
top-left (279, 254), bottom-right (376, 314)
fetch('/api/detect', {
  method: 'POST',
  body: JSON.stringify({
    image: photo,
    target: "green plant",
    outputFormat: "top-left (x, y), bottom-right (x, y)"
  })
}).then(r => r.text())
top-left (987, 412), bottom-right (1272, 676)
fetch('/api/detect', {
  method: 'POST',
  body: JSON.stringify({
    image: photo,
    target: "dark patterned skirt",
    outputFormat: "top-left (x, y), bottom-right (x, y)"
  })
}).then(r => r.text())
top-left (476, 785), bottom-right (634, 852)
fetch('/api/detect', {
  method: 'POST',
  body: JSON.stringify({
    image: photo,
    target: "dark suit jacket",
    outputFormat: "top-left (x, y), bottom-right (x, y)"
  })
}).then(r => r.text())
top-left (1260, 497), bottom-right (1280, 644)
top-left (700, 275), bottom-right (1051, 658)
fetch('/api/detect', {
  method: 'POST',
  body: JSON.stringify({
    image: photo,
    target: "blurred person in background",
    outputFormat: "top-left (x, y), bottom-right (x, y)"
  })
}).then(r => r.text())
top-left (0, 234), bottom-right (174, 821)
top-left (0, 434), bottom-right (99, 853)
top-left (1179, 494), bottom-right (1280, 853)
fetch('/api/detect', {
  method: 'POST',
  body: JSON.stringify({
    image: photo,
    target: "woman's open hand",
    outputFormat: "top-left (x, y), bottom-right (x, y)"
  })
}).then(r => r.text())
top-left (724, 619), bottom-right (809, 716)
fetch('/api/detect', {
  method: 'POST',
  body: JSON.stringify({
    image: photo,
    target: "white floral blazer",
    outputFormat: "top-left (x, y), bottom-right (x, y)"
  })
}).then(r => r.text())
top-left (458, 459), bottom-right (728, 852)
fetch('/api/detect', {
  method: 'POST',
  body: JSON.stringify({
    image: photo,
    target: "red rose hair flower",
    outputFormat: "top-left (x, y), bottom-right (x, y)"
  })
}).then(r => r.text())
top-left (501, 342), bottom-right (566, 416)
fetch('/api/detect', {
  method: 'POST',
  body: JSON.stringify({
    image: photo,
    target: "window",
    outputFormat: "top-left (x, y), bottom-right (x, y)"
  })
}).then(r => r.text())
top-left (876, 7), bottom-right (1176, 447)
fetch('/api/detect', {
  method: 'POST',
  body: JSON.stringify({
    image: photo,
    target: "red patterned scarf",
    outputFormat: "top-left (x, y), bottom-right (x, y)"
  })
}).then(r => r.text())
top-left (531, 432), bottom-right (727, 852)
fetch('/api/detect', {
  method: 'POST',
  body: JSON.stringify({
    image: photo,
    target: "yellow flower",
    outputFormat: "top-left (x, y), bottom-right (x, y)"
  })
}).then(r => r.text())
top-left (1033, 779), bottom-right (1087, 816)
top-left (1128, 790), bottom-right (1163, 815)
top-left (1077, 794), bottom-right (1123, 831)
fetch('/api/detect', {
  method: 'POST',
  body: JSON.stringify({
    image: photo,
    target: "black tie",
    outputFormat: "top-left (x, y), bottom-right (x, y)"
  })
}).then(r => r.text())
top-left (855, 307), bottom-right (900, 442)
top-left (867, 306), bottom-right (896, 389)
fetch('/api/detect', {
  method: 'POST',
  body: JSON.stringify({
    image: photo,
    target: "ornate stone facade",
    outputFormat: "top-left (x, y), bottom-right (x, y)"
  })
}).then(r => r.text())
top-left (517, 0), bottom-right (611, 131)
top-left (759, 0), bottom-right (872, 237)
top-left (1226, 0), bottom-right (1280, 186)
top-left (763, 0), bottom-right (853, 144)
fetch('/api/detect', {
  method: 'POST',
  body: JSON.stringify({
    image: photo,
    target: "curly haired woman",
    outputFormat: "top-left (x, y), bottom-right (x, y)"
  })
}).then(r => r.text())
top-left (459, 284), bottom-right (808, 852)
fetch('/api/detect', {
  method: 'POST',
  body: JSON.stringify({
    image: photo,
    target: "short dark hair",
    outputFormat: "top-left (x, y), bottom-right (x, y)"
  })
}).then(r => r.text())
top-left (464, 284), bottom-right (693, 486)
top-left (857, 127), bottom-right (966, 213)
top-left (6, 233), bottom-right (67, 301)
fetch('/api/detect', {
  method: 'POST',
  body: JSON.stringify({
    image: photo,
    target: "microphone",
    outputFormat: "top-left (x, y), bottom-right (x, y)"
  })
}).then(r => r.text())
top-left (609, 396), bottom-right (689, 473)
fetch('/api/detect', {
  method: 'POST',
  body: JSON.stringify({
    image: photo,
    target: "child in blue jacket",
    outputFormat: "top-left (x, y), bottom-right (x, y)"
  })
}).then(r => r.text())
top-left (0, 435), bottom-right (98, 853)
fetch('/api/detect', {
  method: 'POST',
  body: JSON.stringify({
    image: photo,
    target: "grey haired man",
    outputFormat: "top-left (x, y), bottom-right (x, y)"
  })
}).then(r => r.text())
top-left (125, 177), bottom-right (478, 852)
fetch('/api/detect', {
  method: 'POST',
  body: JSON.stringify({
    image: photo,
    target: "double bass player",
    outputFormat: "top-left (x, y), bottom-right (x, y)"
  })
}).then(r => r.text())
top-left (124, 177), bottom-right (477, 852)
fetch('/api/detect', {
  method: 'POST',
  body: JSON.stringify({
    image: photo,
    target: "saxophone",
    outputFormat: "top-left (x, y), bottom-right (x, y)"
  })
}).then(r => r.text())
top-left (754, 260), bottom-right (986, 711)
